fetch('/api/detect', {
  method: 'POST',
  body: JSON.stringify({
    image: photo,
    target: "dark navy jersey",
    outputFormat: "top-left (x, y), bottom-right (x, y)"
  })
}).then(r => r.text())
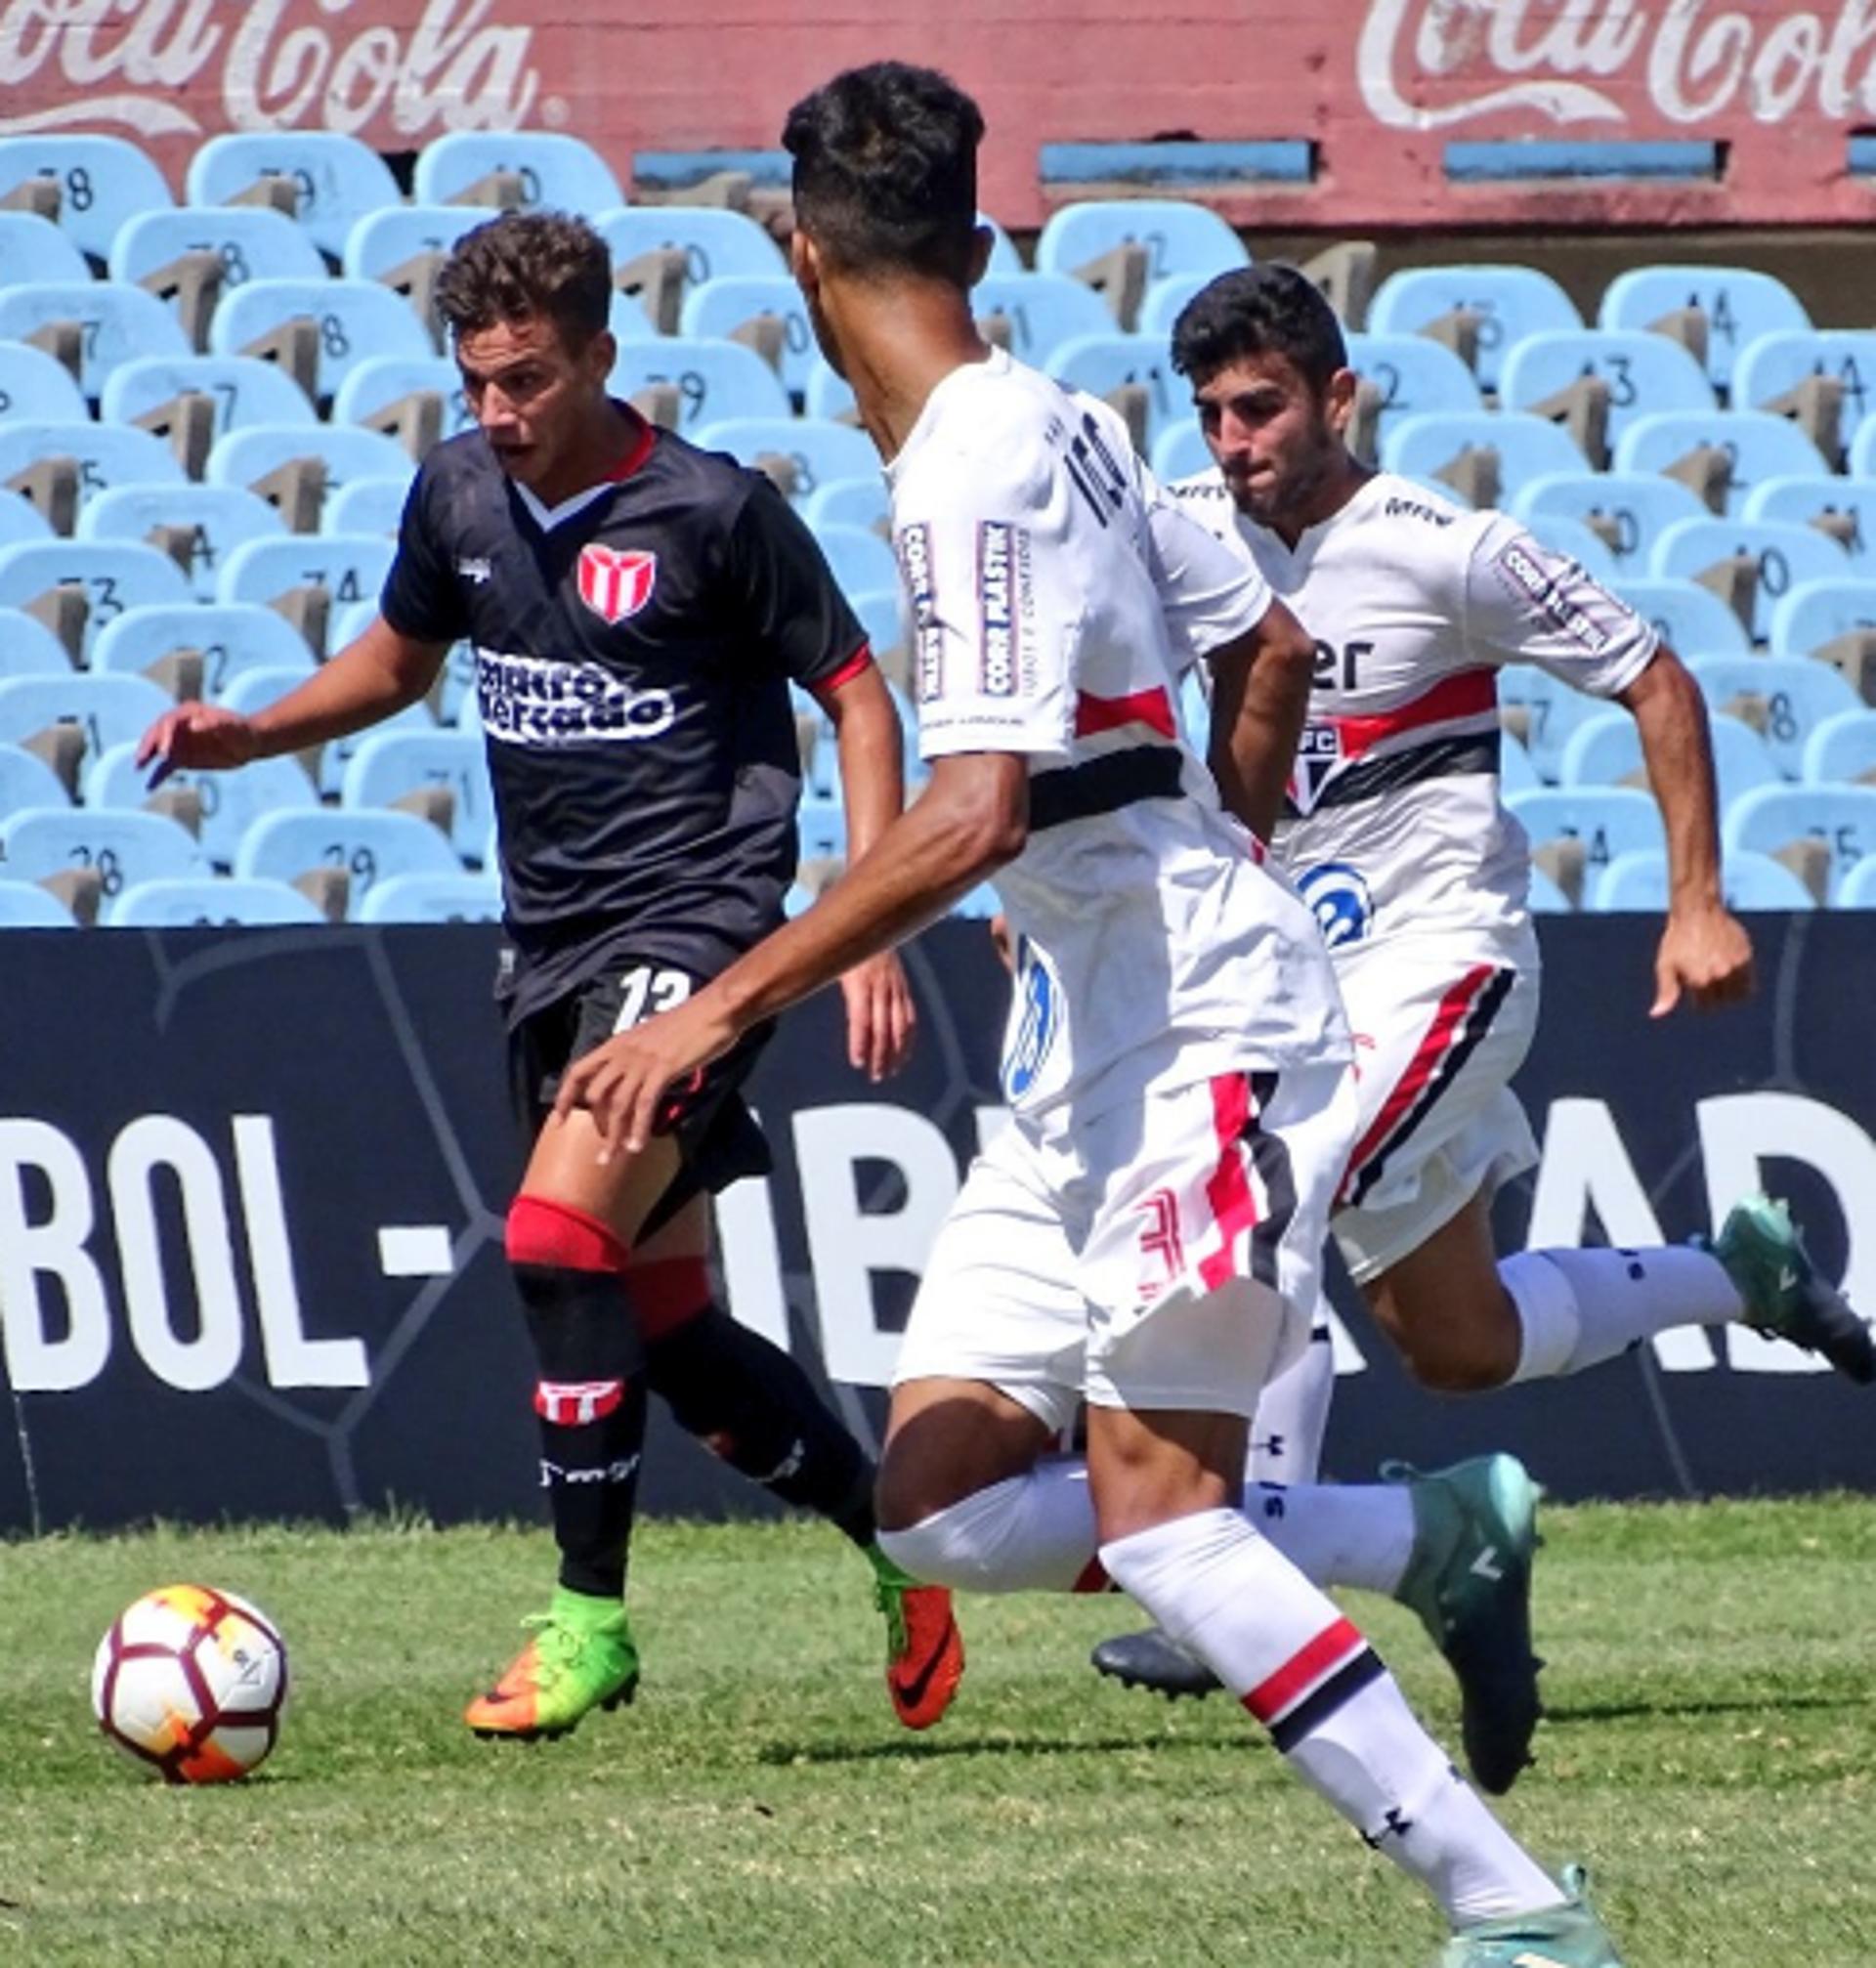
top-left (380, 412), bottom-right (868, 1022)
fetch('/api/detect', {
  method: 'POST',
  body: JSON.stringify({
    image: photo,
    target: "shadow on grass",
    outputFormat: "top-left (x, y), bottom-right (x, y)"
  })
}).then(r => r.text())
top-left (1545, 1690), bottom-right (1871, 1726)
top-left (757, 1731), bottom-right (1235, 1767)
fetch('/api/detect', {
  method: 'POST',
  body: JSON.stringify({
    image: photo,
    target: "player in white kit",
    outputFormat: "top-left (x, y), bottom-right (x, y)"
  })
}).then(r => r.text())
top-left (1092, 265), bottom-right (1873, 1726)
top-left (557, 64), bottom-right (1627, 1966)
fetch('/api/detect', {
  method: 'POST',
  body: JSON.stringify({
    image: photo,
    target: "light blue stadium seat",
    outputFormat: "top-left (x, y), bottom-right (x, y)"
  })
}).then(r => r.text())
top-left (216, 532), bottom-right (395, 621)
top-left (1, 805), bottom-right (201, 904)
top-left (950, 880), bottom-right (1003, 920)
top-left (1045, 333), bottom-right (1184, 449)
top-left (0, 338), bottom-right (88, 423)
top-left (0, 541), bottom-right (191, 661)
top-left (1515, 670), bottom-right (1620, 783)
top-left (0, 212), bottom-right (90, 286)
top-left (594, 206), bottom-right (788, 294)
top-left (1382, 411), bottom-right (1587, 506)
top-left (1598, 265), bottom-right (1809, 392)
top-left (1591, 845), bottom-right (1814, 913)
top-left (102, 353), bottom-right (318, 442)
top-left (0, 493), bottom-right (51, 550)
top-left (0, 136), bottom-right (174, 265)
top-left (1849, 420), bottom-right (1876, 482)
top-left (1835, 855), bottom-right (1876, 907)
top-left (1515, 472), bottom-right (1707, 582)
top-left (1036, 200), bottom-right (1249, 287)
top-left (1803, 707), bottom-right (1876, 785)
top-left (1613, 410), bottom-right (1828, 520)
top-left (207, 423), bottom-right (414, 509)
top-left (0, 281), bottom-right (190, 395)
top-left (341, 205), bottom-right (489, 284)
top-left (790, 682), bottom-right (837, 800)
top-left (0, 877), bottom-right (75, 926)
top-left (782, 879), bottom-right (816, 920)
top-left (1686, 656), bottom-right (1861, 780)
top-left (1525, 864), bottom-right (1573, 913)
top-left (0, 606), bottom-right (76, 682)
top-left (1516, 511), bottom-right (1621, 587)
top-left (1500, 329), bottom-right (1714, 453)
top-left (355, 871), bottom-right (504, 924)
top-left (0, 740), bottom-right (69, 812)
top-left (971, 274), bottom-right (1116, 366)
top-left (323, 477), bottom-right (414, 537)
top-left (78, 485), bottom-right (284, 604)
top-left (234, 806), bottom-right (460, 918)
top-left (1152, 423), bottom-right (1214, 485)
top-left (104, 876), bottom-right (328, 928)
top-left (1559, 706), bottom-right (1777, 809)
top-left (1767, 577), bottom-right (1876, 664)
top-left (1343, 332), bottom-right (1480, 451)
top-left (414, 132), bottom-right (624, 216)
top-left (845, 588), bottom-right (910, 679)
top-left (0, 670), bottom-right (172, 773)
top-left (692, 418), bottom-right (876, 504)
top-left (210, 278), bottom-right (435, 402)
top-left (981, 214), bottom-right (1023, 277)
top-left (93, 603), bottom-right (316, 700)
top-left (677, 277), bottom-right (817, 396)
top-left (1138, 272), bottom-right (1215, 345)
top-left (341, 729), bottom-right (492, 863)
top-left (1509, 787), bottom-right (1666, 880)
top-left (317, 695), bottom-right (436, 796)
top-left (1732, 331), bottom-right (1876, 454)
top-left (1500, 731), bottom-right (1540, 796)
top-left (331, 355), bottom-right (470, 445)
top-left (84, 739), bottom-right (315, 873)
top-left (187, 132), bottom-right (404, 263)
top-left (0, 421), bottom-right (183, 523)
top-left (1723, 784), bottom-right (1876, 899)
top-left (804, 478), bottom-right (888, 535)
top-left (217, 664), bottom-right (323, 721)
top-left (608, 338), bottom-right (789, 433)
top-left (1741, 476), bottom-right (1876, 575)
top-left (432, 641), bottom-right (479, 729)
top-left (795, 794), bottom-right (847, 865)
top-left (1650, 518), bottom-right (1847, 646)
top-left (1611, 577), bottom-right (1751, 659)
top-left (108, 207), bottom-right (326, 311)
top-left (1367, 264), bottom-right (1581, 393)
top-left (811, 523), bottom-right (898, 604)
top-left (804, 360), bottom-right (858, 426)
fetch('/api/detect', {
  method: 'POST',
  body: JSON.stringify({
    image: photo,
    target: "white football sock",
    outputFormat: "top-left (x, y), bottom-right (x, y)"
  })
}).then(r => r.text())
top-left (1247, 1325), bottom-right (1336, 1486)
top-left (1505, 1245), bottom-right (1743, 1383)
top-left (876, 1460), bottom-right (1105, 1594)
top-left (1098, 1510), bottom-right (1564, 1928)
top-left (1249, 1480), bottom-right (1417, 1599)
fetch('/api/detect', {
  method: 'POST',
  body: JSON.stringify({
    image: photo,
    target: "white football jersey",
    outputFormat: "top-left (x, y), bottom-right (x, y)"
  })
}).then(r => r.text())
top-left (1169, 469), bottom-right (1658, 954)
top-left (887, 350), bottom-right (1349, 1121)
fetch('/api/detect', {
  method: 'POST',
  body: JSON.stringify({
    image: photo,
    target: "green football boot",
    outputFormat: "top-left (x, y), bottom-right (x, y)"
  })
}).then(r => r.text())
top-left (1387, 1453), bottom-right (1543, 1795)
top-left (1436, 1865), bottom-right (1625, 1966)
top-left (1707, 1192), bottom-right (1875, 1383)
top-left (465, 1587), bottom-right (640, 1740)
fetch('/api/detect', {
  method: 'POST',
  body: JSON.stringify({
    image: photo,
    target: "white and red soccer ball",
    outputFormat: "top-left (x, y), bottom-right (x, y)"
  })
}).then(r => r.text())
top-left (91, 1584), bottom-right (288, 1784)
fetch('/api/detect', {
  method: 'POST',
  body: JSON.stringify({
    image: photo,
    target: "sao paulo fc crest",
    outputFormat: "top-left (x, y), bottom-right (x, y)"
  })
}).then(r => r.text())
top-left (577, 545), bottom-right (658, 623)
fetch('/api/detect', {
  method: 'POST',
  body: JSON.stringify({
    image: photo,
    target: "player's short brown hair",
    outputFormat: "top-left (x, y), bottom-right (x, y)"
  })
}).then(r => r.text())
top-left (434, 210), bottom-right (613, 351)
top-left (1171, 265), bottom-right (1348, 395)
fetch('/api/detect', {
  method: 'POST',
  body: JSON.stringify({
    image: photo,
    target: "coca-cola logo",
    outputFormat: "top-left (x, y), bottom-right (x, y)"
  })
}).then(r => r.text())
top-left (0, 0), bottom-right (539, 141)
top-left (1358, 0), bottom-right (1876, 130)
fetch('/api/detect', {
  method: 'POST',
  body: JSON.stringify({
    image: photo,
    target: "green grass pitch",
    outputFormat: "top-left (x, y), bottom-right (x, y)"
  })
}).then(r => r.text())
top-left (3, 1498), bottom-right (1873, 1965)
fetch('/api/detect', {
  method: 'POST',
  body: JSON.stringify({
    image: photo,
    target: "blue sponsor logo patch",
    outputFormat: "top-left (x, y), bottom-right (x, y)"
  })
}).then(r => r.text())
top-left (1002, 937), bottom-right (1059, 1100)
top-left (1298, 862), bottom-right (1375, 950)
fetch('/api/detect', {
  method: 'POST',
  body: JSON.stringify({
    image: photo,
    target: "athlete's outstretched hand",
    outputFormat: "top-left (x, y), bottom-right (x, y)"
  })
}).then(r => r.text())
top-left (839, 951), bottom-right (916, 1081)
top-left (554, 992), bottom-right (739, 1163)
top-left (135, 704), bottom-right (259, 789)
top-left (1652, 900), bottom-right (1754, 1017)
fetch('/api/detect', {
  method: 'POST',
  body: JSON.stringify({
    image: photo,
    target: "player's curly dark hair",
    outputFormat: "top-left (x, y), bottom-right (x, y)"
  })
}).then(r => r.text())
top-left (1171, 264), bottom-right (1348, 394)
top-left (434, 210), bottom-right (613, 350)
top-left (783, 62), bottom-right (984, 286)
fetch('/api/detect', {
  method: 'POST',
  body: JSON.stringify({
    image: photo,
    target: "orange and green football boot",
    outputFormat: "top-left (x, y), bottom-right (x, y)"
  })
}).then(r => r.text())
top-left (464, 1587), bottom-right (639, 1741)
top-left (870, 1546), bottom-right (963, 1731)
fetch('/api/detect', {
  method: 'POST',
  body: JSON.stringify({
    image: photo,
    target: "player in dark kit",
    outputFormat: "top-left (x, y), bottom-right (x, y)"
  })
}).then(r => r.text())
top-left (136, 210), bottom-right (965, 1741)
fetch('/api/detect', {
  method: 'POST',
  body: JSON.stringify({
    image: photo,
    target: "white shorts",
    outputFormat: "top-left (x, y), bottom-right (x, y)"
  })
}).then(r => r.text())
top-left (1330, 935), bottom-right (1540, 1285)
top-left (893, 1061), bottom-right (1357, 1432)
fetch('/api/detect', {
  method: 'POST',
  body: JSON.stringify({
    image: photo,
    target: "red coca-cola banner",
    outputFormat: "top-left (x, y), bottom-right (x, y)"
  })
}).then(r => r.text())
top-left (3, 0), bottom-right (1875, 231)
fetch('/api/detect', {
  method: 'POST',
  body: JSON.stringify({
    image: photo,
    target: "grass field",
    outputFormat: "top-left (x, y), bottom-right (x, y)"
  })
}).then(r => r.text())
top-left (2, 1498), bottom-right (1873, 1967)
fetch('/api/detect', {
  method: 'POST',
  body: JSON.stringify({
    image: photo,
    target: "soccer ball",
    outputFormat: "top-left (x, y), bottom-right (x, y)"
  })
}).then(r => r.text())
top-left (91, 1584), bottom-right (288, 1784)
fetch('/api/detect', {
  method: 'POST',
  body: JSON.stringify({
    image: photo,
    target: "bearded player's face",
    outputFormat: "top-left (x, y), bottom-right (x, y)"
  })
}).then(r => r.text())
top-left (1192, 350), bottom-right (1351, 530)
top-left (456, 312), bottom-right (614, 498)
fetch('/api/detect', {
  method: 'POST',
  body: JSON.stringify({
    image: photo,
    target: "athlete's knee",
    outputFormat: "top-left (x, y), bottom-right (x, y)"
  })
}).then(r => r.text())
top-left (1381, 1278), bottom-right (1520, 1392)
top-left (876, 1390), bottom-right (1047, 1533)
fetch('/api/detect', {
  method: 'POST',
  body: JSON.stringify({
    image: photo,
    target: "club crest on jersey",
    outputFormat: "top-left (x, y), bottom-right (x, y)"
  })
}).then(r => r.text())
top-left (577, 545), bottom-right (658, 623)
top-left (1298, 862), bottom-right (1375, 950)
top-left (1290, 722), bottom-right (1344, 814)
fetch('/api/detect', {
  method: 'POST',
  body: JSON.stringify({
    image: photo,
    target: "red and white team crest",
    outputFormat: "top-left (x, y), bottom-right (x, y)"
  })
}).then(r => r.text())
top-left (576, 545), bottom-right (658, 623)
top-left (534, 1380), bottom-right (625, 1426)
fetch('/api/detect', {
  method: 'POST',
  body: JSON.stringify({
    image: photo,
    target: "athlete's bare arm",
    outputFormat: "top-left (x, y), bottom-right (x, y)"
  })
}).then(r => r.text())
top-left (1205, 597), bottom-right (1317, 842)
top-left (815, 661), bottom-right (917, 1080)
top-left (1613, 645), bottom-right (1755, 1016)
top-left (135, 617), bottom-right (450, 782)
top-left (556, 750), bottom-right (1028, 1157)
